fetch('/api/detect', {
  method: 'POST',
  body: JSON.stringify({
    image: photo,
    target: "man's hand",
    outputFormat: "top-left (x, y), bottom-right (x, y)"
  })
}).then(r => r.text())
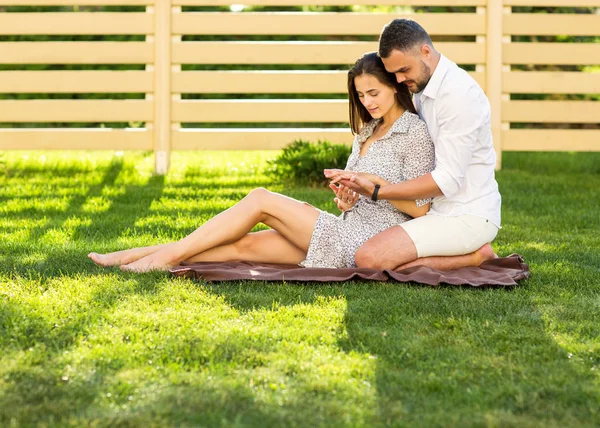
top-left (329, 174), bottom-right (376, 198)
top-left (329, 182), bottom-right (359, 212)
top-left (325, 169), bottom-right (379, 184)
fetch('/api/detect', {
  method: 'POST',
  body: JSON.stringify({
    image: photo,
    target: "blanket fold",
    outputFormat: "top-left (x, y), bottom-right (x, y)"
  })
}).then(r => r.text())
top-left (169, 254), bottom-right (529, 287)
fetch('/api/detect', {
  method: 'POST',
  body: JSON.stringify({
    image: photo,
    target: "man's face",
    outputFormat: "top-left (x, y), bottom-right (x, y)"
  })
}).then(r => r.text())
top-left (381, 47), bottom-right (432, 94)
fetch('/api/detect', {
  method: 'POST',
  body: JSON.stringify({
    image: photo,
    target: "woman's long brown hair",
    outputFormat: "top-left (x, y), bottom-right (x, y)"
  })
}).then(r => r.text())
top-left (347, 51), bottom-right (417, 135)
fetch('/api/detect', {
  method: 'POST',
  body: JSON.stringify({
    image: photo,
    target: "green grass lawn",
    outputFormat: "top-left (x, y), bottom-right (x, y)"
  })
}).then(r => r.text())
top-left (1, 150), bottom-right (599, 427)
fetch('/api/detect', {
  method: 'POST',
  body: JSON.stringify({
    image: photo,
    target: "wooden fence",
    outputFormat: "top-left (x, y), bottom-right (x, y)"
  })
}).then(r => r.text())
top-left (0, 0), bottom-right (598, 172)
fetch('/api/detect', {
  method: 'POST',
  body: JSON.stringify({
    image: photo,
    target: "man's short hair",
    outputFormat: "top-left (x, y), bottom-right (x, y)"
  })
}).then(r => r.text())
top-left (379, 19), bottom-right (433, 58)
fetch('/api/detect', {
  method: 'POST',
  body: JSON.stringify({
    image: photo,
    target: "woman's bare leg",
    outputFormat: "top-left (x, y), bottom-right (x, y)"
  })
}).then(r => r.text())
top-left (121, 188), bottom-right (320, 272)
top-left (185, 230), bottom-right (307, 265)
top-left (90, 229), bottom-right (307, 267)
top-left (89, 194), bottom-right (315, 268)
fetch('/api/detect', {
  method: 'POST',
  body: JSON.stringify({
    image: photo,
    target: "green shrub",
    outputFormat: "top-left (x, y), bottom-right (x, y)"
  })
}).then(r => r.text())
top-left (266, 139), bottom-right (352, 187)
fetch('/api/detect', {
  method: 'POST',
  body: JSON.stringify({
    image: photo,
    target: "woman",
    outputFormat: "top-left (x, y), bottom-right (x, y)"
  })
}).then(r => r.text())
top-left (89, 52), bottom-right (435, 272)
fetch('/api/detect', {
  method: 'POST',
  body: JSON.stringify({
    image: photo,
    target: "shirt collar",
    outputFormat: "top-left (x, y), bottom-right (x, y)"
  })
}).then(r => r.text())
top-left (357, 111), bottom-right (410, 143)
top-left (420, 54), bottom-right (451, 101)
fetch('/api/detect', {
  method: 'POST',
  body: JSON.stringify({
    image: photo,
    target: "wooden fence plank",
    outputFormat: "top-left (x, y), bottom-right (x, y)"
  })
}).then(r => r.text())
top-left (502, 100), bottom-right (600, 123)
top-left (503, 129), bottom-right (600, 151)
top-left (505, 14), bottom-right (600, 36)
top-left (0, 71), bottom-right (153, 93)
top-left (173, 70), bottom-right (486, 93)
top-left (172, 128), bottom-right (353, 150)
top-left (0, 129), bottom-right (153, 150)
top-left (503, 71), bottom-right (600, 94)
top-left (173, 0), bottom-right (486, 5)
top-left (173, 12), bottom-right (485, 36)
top-left (173, 70), bottom-right (347, 93)
top-left (504, 0), bottom-right (600, 6)
top-left (0, 0), bottom-right (152, 4)
top-left (0, 13), bottom-right (153, 36)
top-left (173, 100), bottom-right (348, 122)
top-left (504, 43), bottom-right (600, 65)
top-left (0, 100), bottom-right (153, 122)
top-left (0, 42), bottom-right (153, 64)
top-left (173, 41), bottom-right (485, 64)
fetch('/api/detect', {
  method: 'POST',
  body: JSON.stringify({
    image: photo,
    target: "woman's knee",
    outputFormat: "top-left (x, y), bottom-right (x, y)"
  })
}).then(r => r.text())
top-left (247, 187), bottom-right (270, 201)
top-left (247, 188), bottom-right (285, 221)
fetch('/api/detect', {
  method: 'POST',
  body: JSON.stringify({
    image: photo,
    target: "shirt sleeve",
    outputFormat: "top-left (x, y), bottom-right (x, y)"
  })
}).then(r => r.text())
top-left (430, 85), bottom-right (488, 198)
top-left (404, 120), bottom-right (436, 207)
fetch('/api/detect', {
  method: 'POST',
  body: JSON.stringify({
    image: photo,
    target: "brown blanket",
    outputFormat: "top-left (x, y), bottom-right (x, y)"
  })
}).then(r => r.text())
top-left (169, 254), bottom-right (529, 287)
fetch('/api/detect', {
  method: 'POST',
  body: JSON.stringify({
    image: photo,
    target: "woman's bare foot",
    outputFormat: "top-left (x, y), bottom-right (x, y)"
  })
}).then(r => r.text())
top-left (88, 251), bottom-right (127, 267)
top-left (475, 243), bottom-right (498, 265)
top-left (88, 245), bottom-right (166, 267)
top-left (119, 250), bottom-right (180, 272)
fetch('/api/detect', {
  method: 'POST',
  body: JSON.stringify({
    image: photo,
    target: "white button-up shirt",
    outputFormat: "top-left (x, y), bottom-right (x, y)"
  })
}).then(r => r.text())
top-left (414, 54), bottom-right (502, 227)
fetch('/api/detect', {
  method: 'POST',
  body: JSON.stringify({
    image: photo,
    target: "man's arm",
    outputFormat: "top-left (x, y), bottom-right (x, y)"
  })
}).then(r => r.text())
top-left (338, 172), bottom-right (443, 200)
top-left (340, 85), bottom-right (487, 201)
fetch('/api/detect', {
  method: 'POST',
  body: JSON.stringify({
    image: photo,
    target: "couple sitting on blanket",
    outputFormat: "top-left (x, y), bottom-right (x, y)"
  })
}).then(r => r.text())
top-left (89, 19), bottom-right (501, 273)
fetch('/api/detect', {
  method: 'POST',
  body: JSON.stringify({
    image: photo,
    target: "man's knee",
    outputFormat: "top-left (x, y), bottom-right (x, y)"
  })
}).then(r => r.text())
top-left (355, 226), bottom-right (417, 270)
top-left (355, 245), bottom-right (386, 270)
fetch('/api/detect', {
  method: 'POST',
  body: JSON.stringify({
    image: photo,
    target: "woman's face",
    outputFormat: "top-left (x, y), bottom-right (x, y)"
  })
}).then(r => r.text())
top-left (354, 73), bottom-right (397, 119)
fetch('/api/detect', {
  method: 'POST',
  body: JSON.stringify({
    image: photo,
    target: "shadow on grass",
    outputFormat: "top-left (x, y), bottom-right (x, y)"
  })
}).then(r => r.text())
top-left (0, 169), bottom-right (165, 279)
top-left (72, 174), bottom-right (166, 242)
top-left (23, 157), bottom-right (124, 243)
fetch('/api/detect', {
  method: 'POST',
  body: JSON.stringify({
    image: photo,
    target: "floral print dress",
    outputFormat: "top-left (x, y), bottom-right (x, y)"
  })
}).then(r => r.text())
top-left (300, 111), bottom-right (435, 268)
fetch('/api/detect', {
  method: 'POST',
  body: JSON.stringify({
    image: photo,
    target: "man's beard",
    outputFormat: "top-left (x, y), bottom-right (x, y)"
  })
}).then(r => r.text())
top-left (408, 61), bottom-right (432, 93)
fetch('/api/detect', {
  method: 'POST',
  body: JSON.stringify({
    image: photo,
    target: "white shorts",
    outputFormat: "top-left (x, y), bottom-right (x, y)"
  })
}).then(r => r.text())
top-left (399, 214), bottom-right (499, 258)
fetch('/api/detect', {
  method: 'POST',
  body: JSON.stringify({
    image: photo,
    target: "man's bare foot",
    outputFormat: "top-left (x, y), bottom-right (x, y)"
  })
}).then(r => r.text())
top-left (475, 243), bottom-right (498, 265)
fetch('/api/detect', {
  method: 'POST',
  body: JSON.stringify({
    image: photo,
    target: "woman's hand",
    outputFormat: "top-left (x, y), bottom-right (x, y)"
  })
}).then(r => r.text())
top-left (329, 182), bottom-right (359, 212)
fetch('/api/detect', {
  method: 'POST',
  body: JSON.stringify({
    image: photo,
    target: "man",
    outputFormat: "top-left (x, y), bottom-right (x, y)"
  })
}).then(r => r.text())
top-left (329, 19), bottom-right (501, 271)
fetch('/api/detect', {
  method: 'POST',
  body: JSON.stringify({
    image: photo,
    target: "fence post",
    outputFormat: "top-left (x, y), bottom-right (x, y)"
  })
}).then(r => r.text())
top-left (502, 5), bottom-right (512, 168)
top-left (487, 0), bottom-right (503, 170)
top-left (145, 4), bottom-right (155, 164)
top-left (154, 0), bottom-right (172, 174)
top-left (171, 5), bottom-right (182, 156)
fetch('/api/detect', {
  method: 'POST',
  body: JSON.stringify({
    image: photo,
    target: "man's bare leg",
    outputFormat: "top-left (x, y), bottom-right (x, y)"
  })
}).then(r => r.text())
top-left (355, 226), bottom-right (497, 271)
top-left (355, 226), bottom-right (417, 270)
top-left (394, 243), bottom-right (497, 271)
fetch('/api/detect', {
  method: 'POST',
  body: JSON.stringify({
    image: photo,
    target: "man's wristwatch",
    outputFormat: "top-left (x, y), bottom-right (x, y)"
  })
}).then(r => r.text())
top-left (371, 184), bottom-right (381, 201)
